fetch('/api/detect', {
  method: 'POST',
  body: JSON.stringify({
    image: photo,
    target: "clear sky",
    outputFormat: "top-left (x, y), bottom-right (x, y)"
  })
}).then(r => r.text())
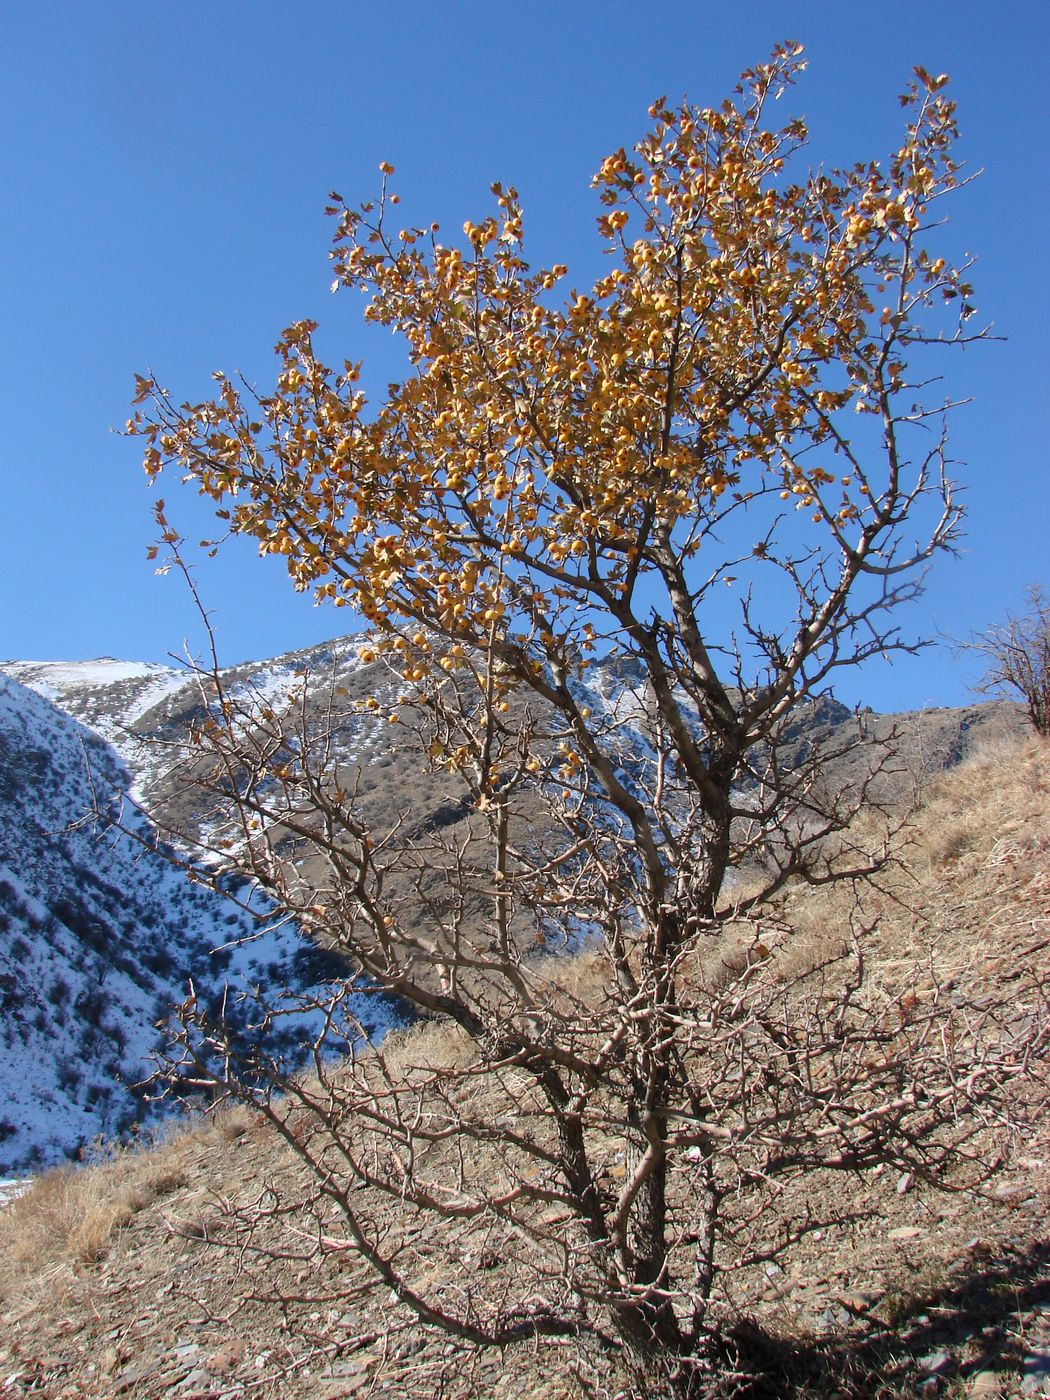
top-left (1, 1), bottom-right (1046, 712)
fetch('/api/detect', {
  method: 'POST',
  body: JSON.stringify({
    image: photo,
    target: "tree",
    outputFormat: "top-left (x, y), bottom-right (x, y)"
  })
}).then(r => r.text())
top-left (130, 49), bottom-right (1025, 1396)
top-left (967, 585), bottom-right (1050, 737)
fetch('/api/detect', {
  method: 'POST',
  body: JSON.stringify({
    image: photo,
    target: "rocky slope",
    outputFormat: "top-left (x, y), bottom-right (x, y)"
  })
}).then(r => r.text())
top-left (0, 734), bottom-right (1045, 1399)
top-left (3, 644), bottom-right (1026, 845)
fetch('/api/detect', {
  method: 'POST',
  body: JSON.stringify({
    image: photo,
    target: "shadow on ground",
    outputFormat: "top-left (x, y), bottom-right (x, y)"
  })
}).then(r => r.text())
top-left (729, 1238), bottom-right (1049, 1397)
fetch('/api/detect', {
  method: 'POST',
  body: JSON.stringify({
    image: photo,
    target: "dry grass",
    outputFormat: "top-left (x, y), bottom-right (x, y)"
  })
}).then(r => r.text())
top-left (768, 734), bottom-right (1047, 947)
top-left (0, 1124), bottom-right (199, 1305)
top-left (921, 733), bottom-right (1049, 876)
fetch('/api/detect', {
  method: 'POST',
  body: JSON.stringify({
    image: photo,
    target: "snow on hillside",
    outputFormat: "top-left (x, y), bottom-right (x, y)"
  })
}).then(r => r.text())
top-left (2, 658), bottom-right (188, 745)
top-left (0, 673), bottom-right (400, 1174)
top-left (0, 641), bottom-right (1025, 1179)
top-left (0, 638), bottom-right (386, 804)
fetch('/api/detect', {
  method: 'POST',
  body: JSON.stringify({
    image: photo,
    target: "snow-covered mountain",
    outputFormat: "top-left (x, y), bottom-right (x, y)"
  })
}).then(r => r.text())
top-left (1, 657), bottom-right (187, 749)
top-left (0, 671), bottom-right (399, 1174)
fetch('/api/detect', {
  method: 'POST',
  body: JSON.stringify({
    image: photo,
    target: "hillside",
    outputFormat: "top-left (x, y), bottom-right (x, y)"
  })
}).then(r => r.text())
top-left (2, 646), bottom-right (1027, 840)
top-left (3, 642), bottom-right (393, 824)
top-left (0, 673), bottom-right (400, 1174)
top-left (0, 733), bottom-right (1045, 1398)
top-left (0, 643), bottom-right (1028, 1178)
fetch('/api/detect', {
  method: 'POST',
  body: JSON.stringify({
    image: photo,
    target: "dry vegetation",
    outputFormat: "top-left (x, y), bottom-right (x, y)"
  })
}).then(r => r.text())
top-left (1, 734), bottom-right (1047, 1399)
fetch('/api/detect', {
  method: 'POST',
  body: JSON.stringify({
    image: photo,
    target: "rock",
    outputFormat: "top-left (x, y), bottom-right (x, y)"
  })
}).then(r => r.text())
top-left (816, 1304), bottom-right (854, 1333)
top-left (897, 1171), bottom-right (914, 1194)
top-left (993, 1181), bottom-right (1030, 1201)
top-left (837, 1290), bottom-right (879, 1314)
top-left (159, 1367), bottom-right (194, 1390)
top-left (205, 1337), bottom-right (246, 1374)
top-left (762, 1281), bottom-right (793, 1300)
top-left (319, 1376), bottom-right (370, 1397)
top-left (113, 1362), bottom-right (156, 1394)
top-left (966, 1374), bottom-right (1004, 1397)
top-left (919, 1348), bottom-right (953, 1375)
top-left (175, 1367), bottom-right (210, 1393)
top-left (888, 1225), bottom-right (924, 1240)
top-left (168, 1215), bottom-right (207, 1239)
top-left (1020, 1348), bottom-right (1050, 1395)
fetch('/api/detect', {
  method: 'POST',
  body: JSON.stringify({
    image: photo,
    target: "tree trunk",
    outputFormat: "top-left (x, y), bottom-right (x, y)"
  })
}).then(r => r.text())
top-left (612, 773), bottom-right (735, 1389)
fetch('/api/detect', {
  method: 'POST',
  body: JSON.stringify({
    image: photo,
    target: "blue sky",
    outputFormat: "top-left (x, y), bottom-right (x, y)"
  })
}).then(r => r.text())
top-left (1, 1), bottom-right (1046, 712)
